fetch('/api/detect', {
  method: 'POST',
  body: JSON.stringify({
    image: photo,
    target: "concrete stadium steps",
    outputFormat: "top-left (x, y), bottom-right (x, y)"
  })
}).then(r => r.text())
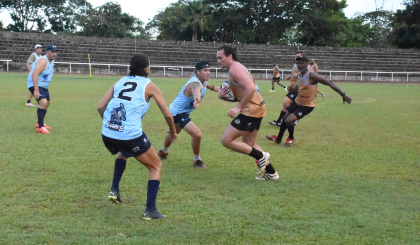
top-left (1, 31), bottom-right (419, 75)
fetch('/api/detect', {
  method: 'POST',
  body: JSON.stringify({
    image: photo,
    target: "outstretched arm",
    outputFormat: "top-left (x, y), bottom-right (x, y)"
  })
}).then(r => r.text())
top-left (190, 82), bottom-right (202, 108)
top-left (310, 73), bottom-right (352, 104)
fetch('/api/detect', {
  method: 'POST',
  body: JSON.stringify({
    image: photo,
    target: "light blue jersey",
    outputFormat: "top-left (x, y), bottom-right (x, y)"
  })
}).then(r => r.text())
top-left (27, 56), bottom-right (54, 89)
top-left (169, 75), bottom-right (207, 115)
top-left (102, 76), bottom-right (151, 140)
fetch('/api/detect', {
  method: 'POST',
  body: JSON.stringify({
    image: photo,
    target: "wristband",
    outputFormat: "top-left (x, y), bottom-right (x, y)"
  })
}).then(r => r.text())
top-left (168, 130), bottom-right (176, 134)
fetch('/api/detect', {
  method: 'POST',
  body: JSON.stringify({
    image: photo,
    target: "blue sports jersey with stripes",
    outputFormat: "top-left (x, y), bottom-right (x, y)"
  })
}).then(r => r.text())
top-left (102, 76), bottom-right (151, 140)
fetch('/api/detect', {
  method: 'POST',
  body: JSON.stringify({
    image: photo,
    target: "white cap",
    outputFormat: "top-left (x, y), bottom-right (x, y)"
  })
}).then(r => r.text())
top-left (35, 44), bottom-right (42, 49)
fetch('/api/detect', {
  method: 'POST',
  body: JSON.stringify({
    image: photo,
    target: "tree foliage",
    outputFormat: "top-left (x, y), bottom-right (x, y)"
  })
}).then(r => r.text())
top-left (152, 0), bottom-right (373, 46)
top-left (150, 1), bottom-right (197, 41)
top-left (354, 10), bottom-right (394, 47)
top-left (391, 0), bottom-right (420, 48)
top-left (0, 0), bottom-right (44, 31)
top-left (182, 0), bottom-right (211, 41)
top-left (294, 0), bottom-right (348, 46)
top-left (76, 2), bottom-right (140, 38)
top-left (0, 0), bottom-right (147, 38)
top-left (1, 0), bottom-right (419, 48)
top-left (43, 0), bottom-right (86, 34)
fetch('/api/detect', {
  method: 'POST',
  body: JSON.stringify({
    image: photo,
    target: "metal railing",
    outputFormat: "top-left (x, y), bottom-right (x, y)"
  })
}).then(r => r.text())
top-left (0, 59), bottom-right (12, 71)
top-left (5, 61), bottom-right (419, 82)
top-left (247, 68), bottom-right (420, 82)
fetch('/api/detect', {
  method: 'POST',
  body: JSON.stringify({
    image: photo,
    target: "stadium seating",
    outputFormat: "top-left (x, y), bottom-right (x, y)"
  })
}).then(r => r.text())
top-left (1, 31), bottom-right (419, 81)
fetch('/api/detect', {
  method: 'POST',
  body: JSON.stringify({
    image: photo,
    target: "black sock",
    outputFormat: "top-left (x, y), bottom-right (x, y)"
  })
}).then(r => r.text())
top-left (277, 111), bottom-right (286, 123)
top-left (265, 163), bottom-right (276, 174)
top-left (248, 147), bottom-right (263, 160)
top-left (37, 108), bottom-right (47, 128)
top-left (288, 125), bottom-right (295, 140)
top-left (146, 180), bottom-right (161, 211)
top-left (277, 122), bottom-right (287, 143)
top-left (111, 159), bottom-right (127, 191)
top-left (27, 100), bottom-right (31, 103)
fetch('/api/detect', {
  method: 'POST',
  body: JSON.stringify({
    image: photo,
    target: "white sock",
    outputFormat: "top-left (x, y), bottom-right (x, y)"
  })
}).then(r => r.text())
top-left (194, 154), bottom-right (201, 161)
top-left (162, 147), bottom-right (169, 153)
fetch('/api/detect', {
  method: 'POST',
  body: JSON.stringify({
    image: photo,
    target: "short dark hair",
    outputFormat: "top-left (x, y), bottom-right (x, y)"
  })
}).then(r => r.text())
top-left (296, 55), bottom-right (309, 63)
top-left (218, 45), bottom-right (238, 61)
top-left (296, 51), bottom-right (303, 55)
top-left (129, 54), bottom-right (149, 77)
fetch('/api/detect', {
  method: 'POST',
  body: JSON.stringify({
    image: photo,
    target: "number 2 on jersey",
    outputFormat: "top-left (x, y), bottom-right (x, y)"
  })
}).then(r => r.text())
top-left (118, 82), bottom-right (137, 101)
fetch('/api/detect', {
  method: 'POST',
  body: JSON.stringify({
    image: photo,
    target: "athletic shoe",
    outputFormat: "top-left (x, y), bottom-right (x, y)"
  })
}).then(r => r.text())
top-left (157, 150), bottom-right (168, 159)
top-left (143, 208), bottom-right (166, 220)
top-left (108, 189), bottom-right (122, 205)
top-left (26, 102), bottom-right (35, 107)
top-left (35, 123), bottom-right (52, 129)
top-left (269, 90), bottom-right (275, 92)
top-left (193, 159), bottom-right (207, 169)
top-left (321, 92), bottom-right (326, 99)
top-left (256, 152), bottom-right (270, 175)
top-left (255, 171), bottom-right (279, 180)
top-left (284, 138), bottom-right (295, 147)
top-left (36, 126), bottom-right (50, 134)
top-left (268, 120), bottom-right (281, 127)
top-left (266, 135), bottom-right (277, 141)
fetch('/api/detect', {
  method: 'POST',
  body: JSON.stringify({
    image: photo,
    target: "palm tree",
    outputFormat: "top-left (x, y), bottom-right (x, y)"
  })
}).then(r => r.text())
top-left (181, 0), bottom-right (211, 41)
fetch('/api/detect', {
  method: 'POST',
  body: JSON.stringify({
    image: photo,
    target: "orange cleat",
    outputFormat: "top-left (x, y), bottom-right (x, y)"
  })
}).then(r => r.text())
top-left (35, 123), bottom-right (51, 129)
top-left (36, 126), bottom-right (51, 134)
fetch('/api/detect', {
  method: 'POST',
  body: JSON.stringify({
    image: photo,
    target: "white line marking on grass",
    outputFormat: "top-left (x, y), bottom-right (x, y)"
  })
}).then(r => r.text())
top-left (353, 98), bottom-right (376, 104)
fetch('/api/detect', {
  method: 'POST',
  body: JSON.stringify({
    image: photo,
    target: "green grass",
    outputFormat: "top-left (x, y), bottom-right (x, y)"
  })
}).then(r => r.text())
top-left (1, 72), bottom-right (419, 244)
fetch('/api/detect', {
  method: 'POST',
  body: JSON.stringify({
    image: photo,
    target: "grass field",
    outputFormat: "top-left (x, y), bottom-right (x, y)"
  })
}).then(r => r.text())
top-left (1, 72), bottom-right (419, 244)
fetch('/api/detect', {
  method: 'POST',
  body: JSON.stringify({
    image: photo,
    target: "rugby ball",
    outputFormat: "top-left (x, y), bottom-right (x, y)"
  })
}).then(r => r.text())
top-left (221, 81), bottom-right (237, 102)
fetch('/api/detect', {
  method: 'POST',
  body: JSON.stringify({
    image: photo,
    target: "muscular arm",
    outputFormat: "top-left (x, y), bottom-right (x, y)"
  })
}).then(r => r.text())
top-left (310, 73), bottom-right (352, 104)
top-left (231, 66), bottom-right (255, 110)
top-left (190, 81), bottom-right (202, 108)
top-left (145, 82), bottom-right (177, 140)
top-left (31, 59), bottom-right (47, 100)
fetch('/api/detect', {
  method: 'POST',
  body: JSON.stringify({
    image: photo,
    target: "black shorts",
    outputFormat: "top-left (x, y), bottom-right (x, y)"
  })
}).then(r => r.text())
top-left (272, 77), bottom-right (280, 82)
top-left (29, 86), bottom-right (50, 101)
top-left (286, 101), bottom-right (314, 120)
top-left (286, 90), bottom-right (298, 101)
top-left (173, 112), bottom-right (191, 128)
top-left (102, 133), bottom-right (152, 158)
top-left (230, 113), bottom-right (263, 132)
